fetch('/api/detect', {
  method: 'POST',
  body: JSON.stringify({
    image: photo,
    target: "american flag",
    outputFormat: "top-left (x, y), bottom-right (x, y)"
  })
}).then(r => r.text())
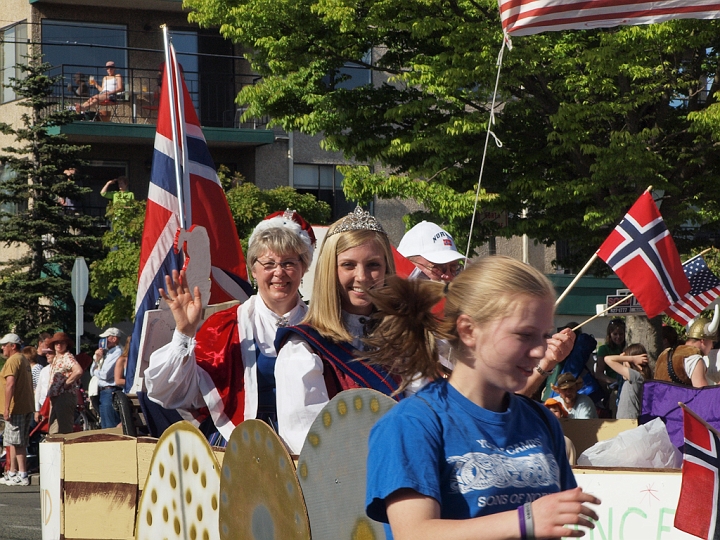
top-left (597, 191), bottom-right (689, 319)
top-left (666, 255), bottom-right (720, 326)
top-left (498, 0), bottom-right (720, 38)
top-left (124, 43), bottom-right (251, 392)
top-left (674, 405), bottom-right (720, 540)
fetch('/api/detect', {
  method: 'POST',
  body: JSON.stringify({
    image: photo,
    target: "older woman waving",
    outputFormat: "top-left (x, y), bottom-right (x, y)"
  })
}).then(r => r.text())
top-left (146, 210), bottom-right (315, 442)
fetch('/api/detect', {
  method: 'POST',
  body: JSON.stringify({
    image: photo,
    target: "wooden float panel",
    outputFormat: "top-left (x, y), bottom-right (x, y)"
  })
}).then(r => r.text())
top-left (219, 419), bottom-right (310, 540)
top-left (297, 389), bottom-right (396, 540)
top-left (62, 433), bottom-right (138, 539)
top-left (135, 421), bottom-right (221, 540)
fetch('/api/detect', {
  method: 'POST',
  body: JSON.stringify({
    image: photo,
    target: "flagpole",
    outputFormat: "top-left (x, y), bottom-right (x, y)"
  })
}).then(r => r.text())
top-left (554, 253), bottom-right (598, 307)
top-left (571, 294), bottom-right (634, 332)
top-left (683, 247), bottom-right (714, 266)
top-left (162, 25), bottom-right (187, 229)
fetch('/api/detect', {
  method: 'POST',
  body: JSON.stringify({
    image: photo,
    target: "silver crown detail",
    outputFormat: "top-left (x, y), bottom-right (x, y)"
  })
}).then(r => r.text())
top-left (326, 206), bottom-right (386, 237)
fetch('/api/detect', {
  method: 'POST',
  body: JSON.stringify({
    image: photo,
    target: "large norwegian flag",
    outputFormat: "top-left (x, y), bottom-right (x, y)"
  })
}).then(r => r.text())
top-left (125, 44), bottom-right (251, 391)
top-left (498, 0), bottom-right (720, 38)
top-left (666, 255), bottom-right (720, 326)
top-left (675, 405), bottom-right (720, 540)
top-left (597, 191), bottom-right (689, 319)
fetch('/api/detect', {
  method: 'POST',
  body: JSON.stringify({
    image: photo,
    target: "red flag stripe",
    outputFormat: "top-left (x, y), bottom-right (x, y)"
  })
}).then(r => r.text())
top-left (499, 0), bottom-right (720, 36)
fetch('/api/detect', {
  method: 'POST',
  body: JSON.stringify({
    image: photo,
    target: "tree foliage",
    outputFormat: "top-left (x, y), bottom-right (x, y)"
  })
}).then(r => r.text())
top-left (89, 166), bottom-right (331, 325)
top-left (0, 57), bottom-right (102, 338)
top-left (186, 0), bottom-right (720, 268)
top-left (90, 198), bottom-right (146, 328)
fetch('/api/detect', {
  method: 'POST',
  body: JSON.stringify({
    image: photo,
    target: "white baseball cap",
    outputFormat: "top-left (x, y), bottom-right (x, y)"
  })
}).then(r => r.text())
top-left (397, 221), bottom-right (465, 264)
top-left (99, 327), bottom-right (124, 338)
top-left (0, 333), bottom-right (21, 345)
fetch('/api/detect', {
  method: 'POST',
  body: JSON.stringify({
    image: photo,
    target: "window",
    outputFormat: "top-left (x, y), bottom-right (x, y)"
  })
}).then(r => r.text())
top-left (41, 20), bottom-right (127, 96)
top-left (0, 21), bottom-right (28, 104)
top-left (76, 161), bottom-right (129, 218)
top-left (293, 164), bottom-right (356, 220)
top-left (324, 51), bottom-right (372, 91)
top-left (0, 165), bottom-right (24, 216)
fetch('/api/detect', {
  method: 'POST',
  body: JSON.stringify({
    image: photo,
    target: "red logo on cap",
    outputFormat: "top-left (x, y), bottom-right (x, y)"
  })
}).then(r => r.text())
top-left (443, 238), bottom-right (452, 246)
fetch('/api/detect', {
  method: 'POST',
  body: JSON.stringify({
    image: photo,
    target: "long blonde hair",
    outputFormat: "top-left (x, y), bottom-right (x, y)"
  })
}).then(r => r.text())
top-left (366, 256), bottom-right (555, 391)
top-left (303, 228), bottom-right (395, 343)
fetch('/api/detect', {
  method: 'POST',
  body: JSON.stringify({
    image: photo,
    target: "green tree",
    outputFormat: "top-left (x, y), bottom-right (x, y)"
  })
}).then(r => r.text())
top-left (186, 0), bottom-right (720, 268)
top-left (0, 57), bottom-right (102, 338)
top-left (90, 198), bottom-right (146, 327)
top-left (90, 167), bottom-right (330, 325)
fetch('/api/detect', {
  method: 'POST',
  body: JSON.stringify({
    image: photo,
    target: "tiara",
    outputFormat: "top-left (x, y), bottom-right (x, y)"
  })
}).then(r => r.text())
top-left (326, 206), bottom-right (386, 237)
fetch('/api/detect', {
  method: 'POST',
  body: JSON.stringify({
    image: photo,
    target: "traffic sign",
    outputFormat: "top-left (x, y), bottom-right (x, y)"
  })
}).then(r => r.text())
top-left (71, 257), bottom-right (89, 305)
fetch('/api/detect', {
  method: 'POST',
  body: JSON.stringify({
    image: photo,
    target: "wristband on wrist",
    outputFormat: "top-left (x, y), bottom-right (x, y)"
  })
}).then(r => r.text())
top-left (535, 364), bottom-right (553, 377)
top-left (523, 502), bottom-right (535, 540)
top-left (518, 505), bottom-right (527, 539)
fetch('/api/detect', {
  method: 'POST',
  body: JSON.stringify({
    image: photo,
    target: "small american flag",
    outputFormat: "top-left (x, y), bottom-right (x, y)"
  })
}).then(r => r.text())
top-left (666, 255), bottom-right (720, 326)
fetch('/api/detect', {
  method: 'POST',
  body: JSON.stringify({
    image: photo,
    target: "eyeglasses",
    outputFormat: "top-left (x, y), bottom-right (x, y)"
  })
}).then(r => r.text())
top-left (254, 258), bottom-right (301, 272)
top-left (415, 261), bottom-right (463, 277)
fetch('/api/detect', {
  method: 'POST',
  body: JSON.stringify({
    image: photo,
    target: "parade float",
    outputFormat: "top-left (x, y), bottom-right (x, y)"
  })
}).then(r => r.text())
top-left (37, 1), bottom-right (720, 536)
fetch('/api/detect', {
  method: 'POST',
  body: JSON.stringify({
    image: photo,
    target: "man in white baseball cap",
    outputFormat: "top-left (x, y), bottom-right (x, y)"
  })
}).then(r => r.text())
top-left (397, 221), bottom-right (465, 283)
top-left (92, 327), bottom-right (125, 428)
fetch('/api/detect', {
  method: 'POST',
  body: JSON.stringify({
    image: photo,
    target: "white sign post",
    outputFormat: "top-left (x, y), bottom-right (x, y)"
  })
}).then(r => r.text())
top-left (71, 257), bottom-right (89, 354)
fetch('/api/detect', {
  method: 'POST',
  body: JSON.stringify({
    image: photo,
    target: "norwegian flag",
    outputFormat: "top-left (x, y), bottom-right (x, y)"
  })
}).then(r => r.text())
top-left (675, 405), bottom-right (720, 540)
top-left (597, 191), bottom-right (689, 319)
top-left (124, 43), bottom-right (251, 391)
top-left (666, 255), bottom-right (720, 326)
top-left (498, 0), bottom-right (720, 38)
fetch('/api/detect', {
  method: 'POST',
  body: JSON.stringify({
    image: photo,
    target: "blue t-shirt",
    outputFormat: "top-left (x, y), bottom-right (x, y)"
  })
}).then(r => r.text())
top-left (366, 379), bottom-right (576, 537)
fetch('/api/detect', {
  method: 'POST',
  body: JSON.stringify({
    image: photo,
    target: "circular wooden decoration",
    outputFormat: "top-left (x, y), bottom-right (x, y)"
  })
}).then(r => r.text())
top-left (219, 419), bottom-right (310, 540)
top-left (297, 389), bottom-right (397, 540)
top-left (136, 421), bottom-right (221, 540)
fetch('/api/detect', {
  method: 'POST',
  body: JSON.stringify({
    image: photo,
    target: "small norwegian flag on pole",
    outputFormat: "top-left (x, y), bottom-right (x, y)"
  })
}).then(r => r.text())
top-left (675, 404), bottom-right (720, 540)
top-left (597, 190), bottom-right (689, 319)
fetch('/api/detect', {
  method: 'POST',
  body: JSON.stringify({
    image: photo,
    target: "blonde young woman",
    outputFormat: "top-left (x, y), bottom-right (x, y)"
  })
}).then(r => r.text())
top-left (274, 207), bottom-right (401, 455)
top-left (364, 256), bottom-right (600, 540)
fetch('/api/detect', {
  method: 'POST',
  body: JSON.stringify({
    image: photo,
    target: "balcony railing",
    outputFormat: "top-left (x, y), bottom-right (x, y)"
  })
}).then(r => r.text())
top-left (46, 64), bottom-right (268, 129)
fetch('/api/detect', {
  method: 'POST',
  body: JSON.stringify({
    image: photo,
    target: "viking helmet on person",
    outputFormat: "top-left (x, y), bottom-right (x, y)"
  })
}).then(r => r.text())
top-left (687, 304), bottom-right (720, 341)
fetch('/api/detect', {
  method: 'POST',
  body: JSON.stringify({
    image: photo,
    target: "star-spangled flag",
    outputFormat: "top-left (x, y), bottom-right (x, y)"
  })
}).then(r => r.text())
top-left (125, 43), bottom-right (252, 392)
top-left (498, 0), bottom-right (720, 38)
top-left (675, 405), bottom-right (720, 540)
top-left (597, 191), bottom-right (689, 319)
top-left (666, 256), bottom-right (720, 326)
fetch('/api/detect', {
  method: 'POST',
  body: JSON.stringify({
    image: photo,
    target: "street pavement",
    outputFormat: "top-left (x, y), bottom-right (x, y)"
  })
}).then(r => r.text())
top-left (0, 479), bottom-right (41, 540)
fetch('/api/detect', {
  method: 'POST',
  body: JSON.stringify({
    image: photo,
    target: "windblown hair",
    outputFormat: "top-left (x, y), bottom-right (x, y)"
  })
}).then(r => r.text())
top-left (365, 255), bottom-right (556, 391)
top-left (303, 227), bottom-right (395, 344)
top-left (246, 225), bottom-right (312, 274)
top-left (623, 343), bottom-right (652, 380)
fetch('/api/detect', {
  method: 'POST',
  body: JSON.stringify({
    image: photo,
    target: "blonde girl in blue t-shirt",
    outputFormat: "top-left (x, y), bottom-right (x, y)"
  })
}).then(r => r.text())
top-left (364, 255), bottom-right (600, 540)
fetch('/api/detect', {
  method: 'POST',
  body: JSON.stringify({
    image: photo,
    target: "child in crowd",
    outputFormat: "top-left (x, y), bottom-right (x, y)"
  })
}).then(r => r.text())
top-left (364, 256), bottom-right (599, 540)
top-left (544, 398), bottom-right (577, 465)
top-left (551, 373), bottom-right (598, 419)
top-left (603, 344), bottom-right (651, 420)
